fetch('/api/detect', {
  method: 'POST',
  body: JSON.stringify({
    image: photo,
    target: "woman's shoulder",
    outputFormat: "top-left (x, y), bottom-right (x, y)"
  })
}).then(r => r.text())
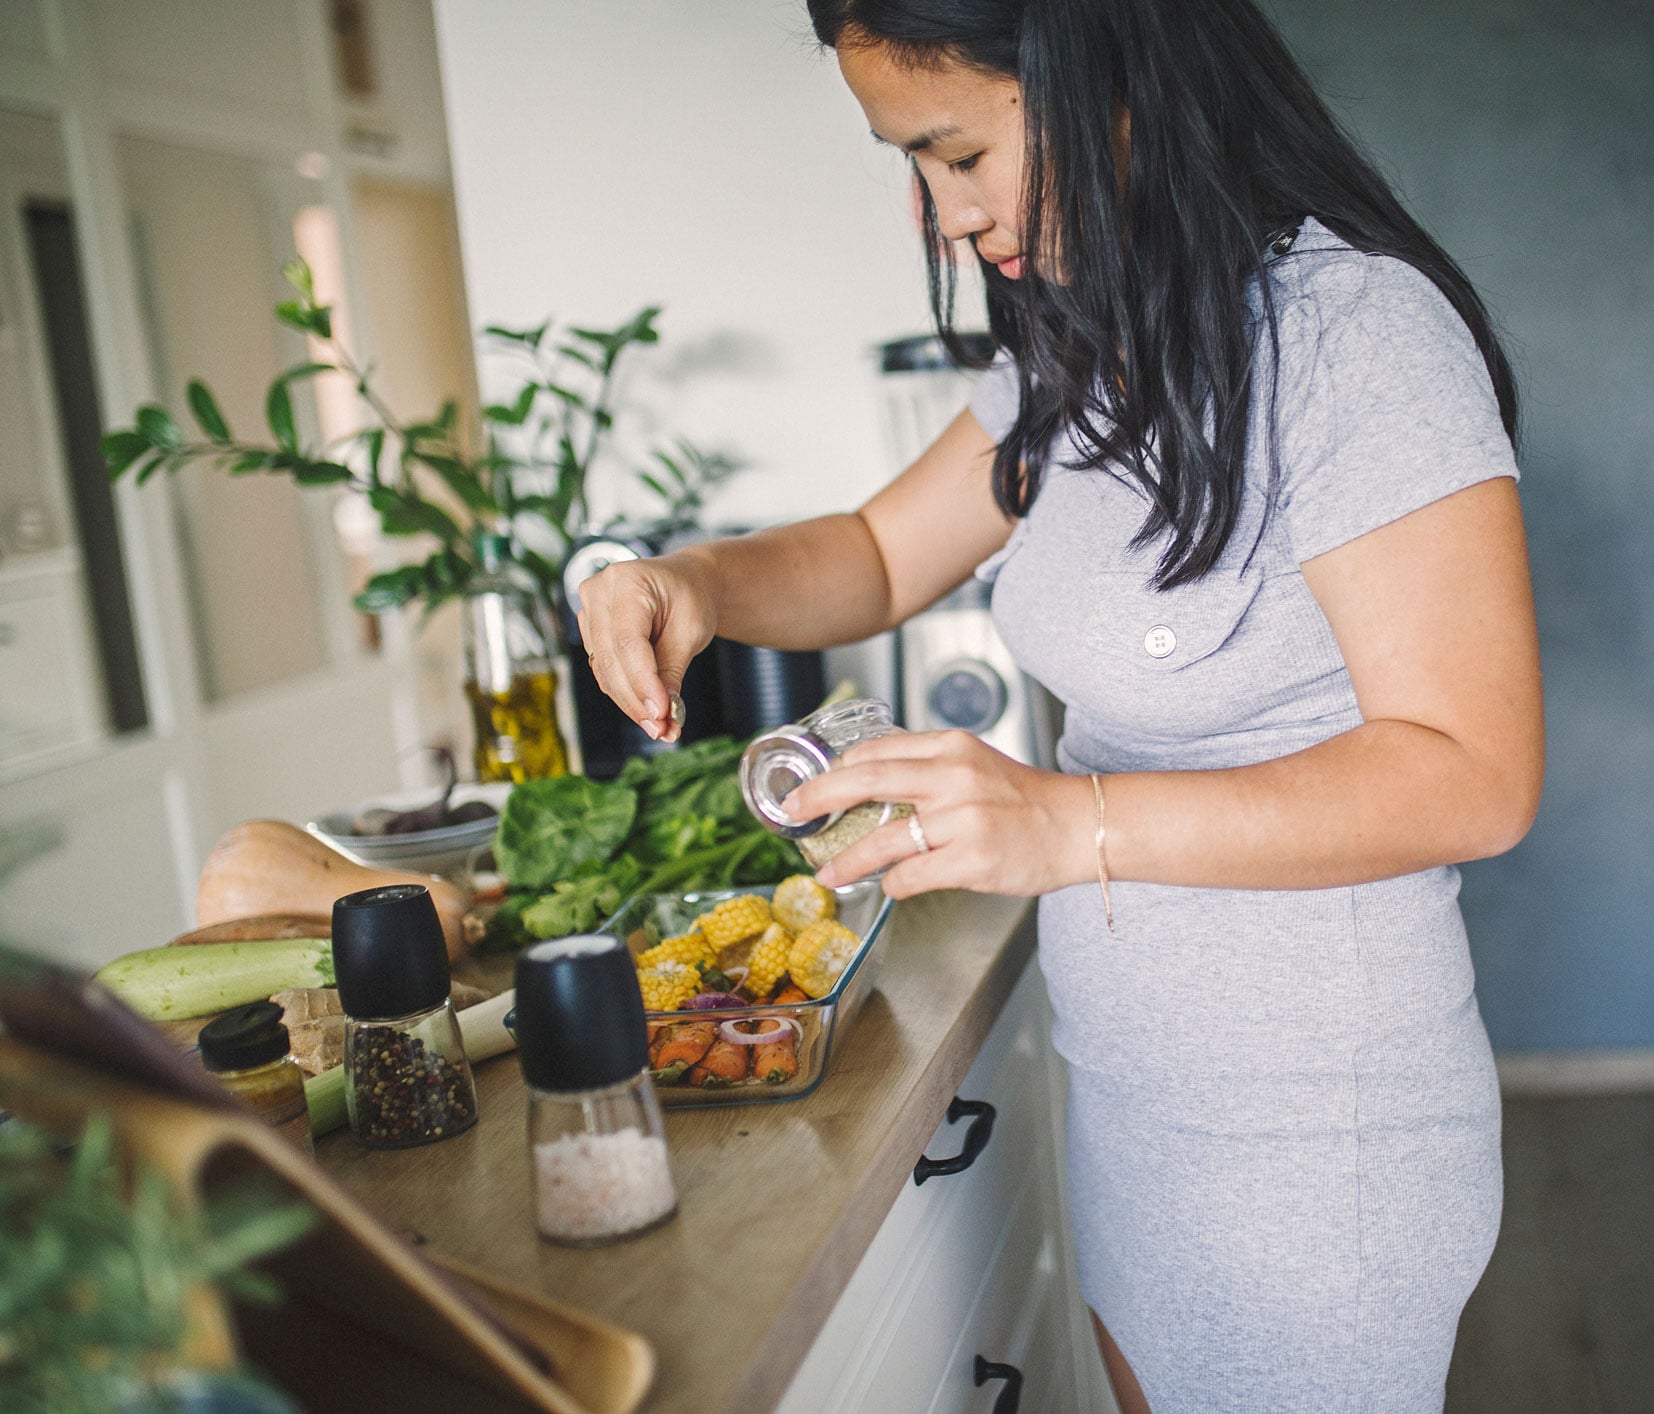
top-left (1262, 217), bottom-right (1478, 363)
top-left (1257, 220), bottom-right (1519, 563)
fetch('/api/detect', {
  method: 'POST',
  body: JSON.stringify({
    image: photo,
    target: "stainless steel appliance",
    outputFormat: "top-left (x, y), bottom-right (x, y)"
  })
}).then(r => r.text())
top-left (897, 577), bottom-right (1058, 767)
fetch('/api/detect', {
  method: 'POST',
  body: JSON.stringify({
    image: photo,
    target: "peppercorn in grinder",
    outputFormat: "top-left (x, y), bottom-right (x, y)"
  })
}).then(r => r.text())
top-left (332, 884), bottom-right (478, 1149)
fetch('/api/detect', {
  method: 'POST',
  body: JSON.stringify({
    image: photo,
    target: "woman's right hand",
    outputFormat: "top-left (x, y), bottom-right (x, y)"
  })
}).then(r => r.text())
top-left (574, 548), bottom-right (720, 743)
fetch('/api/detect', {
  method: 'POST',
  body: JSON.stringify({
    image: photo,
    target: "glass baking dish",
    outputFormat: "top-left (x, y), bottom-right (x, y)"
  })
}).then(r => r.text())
top-left (602, 880), bottom-right (894, 1107)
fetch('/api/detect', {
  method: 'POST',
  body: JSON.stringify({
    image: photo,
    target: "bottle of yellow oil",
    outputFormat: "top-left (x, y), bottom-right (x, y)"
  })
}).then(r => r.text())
top-left (461, 534), bottom-right (572, 782)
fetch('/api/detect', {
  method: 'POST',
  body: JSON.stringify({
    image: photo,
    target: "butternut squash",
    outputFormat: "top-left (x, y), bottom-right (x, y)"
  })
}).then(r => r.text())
top-left (195, 820), bottom-right (472, 963)
top-left (168, 913), bottom-right (333, 947)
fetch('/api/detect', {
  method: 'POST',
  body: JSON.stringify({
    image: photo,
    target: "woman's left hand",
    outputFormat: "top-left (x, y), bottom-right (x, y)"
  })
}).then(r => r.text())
top-left (785, 730), bottom-right (1090, 899)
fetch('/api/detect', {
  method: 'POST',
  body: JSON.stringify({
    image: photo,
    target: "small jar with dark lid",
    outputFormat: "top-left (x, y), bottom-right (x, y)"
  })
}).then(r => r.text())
top-left (740, 696), bottom-right (913, 874)
top-left (198, 1002), bottom-right (313, 1155)
top-left (516, 935), bottom-right (676, 1246)
top-left (332, 884), bottom-right (478, 1150)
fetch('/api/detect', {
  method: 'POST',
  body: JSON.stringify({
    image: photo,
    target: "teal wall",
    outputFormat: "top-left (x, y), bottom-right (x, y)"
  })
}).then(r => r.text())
top-left (1270, 0), bottom-right (1654, 1049)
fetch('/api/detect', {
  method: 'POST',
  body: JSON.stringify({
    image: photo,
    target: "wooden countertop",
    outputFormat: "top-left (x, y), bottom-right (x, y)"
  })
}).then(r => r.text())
top-left (314, 890), bottom-right (1037, 1414)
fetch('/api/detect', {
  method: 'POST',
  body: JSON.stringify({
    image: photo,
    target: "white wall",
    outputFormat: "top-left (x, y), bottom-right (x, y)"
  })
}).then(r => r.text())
top-left (431, 0), bottom-right (959, 531)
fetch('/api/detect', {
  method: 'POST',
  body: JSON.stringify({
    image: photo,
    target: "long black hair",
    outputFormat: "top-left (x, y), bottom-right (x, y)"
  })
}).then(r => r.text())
top-left (808, 0), bottom-right (1519, 587)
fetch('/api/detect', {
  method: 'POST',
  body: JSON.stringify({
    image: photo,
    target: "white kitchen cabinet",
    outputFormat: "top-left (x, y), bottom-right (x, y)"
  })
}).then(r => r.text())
top-left (777, 961), bottom-right (1116, 1414)
top-left (0, 554), bottom-right (106, 771)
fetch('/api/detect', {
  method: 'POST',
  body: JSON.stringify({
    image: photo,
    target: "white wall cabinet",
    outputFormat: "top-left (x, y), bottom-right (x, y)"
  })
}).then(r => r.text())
top-left (778, 962), bottom-right (1116, 1414)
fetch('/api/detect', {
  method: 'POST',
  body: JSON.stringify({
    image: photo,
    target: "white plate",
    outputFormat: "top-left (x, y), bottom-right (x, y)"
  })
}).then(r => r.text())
top-left (306, 781), bottom-right (512, 877)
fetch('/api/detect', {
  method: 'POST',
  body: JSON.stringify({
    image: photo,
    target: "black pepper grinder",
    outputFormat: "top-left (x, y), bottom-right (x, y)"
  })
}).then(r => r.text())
top-left (332, 884), bottom-right (478, 1150)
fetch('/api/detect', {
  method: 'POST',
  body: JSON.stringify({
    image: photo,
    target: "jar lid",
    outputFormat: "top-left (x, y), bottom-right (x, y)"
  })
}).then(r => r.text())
top-left (198, 1001), bottom-right (292, 1072)
top-left (514, 935), bottom-right (649, 1092)
top-left (739, 727), bottom-right (835, 838)
top-left (331, 884), bottom-right (451, 1020)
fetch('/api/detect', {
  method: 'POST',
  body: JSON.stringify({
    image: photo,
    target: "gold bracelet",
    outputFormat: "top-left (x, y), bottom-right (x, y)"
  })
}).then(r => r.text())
top-left (1090, 772), bottom-right (1116, 934)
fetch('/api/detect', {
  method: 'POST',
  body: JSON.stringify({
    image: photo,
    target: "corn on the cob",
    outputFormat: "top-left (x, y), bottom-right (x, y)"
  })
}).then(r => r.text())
top-left (636, 961), bottom-right (701, 1012)
top-left (771, 874), bottom-right (836, 934)
top-left (787, 920), bottom-right (861, 1000)
top-left (695, 894), bottom-right (772, 951)
top-left (744, 922), bottom-right (792, 1000)
top-left (636, 930), bottom-right (716, 972)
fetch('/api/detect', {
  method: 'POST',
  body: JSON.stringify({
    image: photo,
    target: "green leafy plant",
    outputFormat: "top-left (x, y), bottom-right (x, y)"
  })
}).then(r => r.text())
top-left (101, 259), bottom-right (737, 617)
top-left (0, 1114), bottom-right (314, 1413)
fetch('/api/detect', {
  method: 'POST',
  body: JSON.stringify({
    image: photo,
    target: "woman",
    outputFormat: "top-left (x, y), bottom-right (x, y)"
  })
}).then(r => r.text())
top-left (578, 1), bottom-right (1544, 1408)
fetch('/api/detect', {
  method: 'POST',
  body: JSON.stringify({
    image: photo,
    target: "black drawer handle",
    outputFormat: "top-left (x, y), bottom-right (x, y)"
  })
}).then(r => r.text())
top-left (973, 1355), bottom-right (1023, 1412)
top-left (913, 1097), bottom-right (996, 1185)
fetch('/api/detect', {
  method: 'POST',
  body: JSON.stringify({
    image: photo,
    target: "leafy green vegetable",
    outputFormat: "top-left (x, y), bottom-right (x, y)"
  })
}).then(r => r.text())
top-left (521, 856), bottom-right (643, 939)
top-left (494, 775), bottom-right (638, 891)
top-left (486, 735), bottom-right (805, 947)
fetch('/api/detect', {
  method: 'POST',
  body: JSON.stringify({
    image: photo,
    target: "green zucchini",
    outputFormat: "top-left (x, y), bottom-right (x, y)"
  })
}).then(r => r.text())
top-left (95, 938), bottom-right (333, 1021)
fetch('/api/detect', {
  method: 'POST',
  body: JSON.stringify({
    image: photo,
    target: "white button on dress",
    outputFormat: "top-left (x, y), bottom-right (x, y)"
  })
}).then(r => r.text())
top-left (1145, 625), bottom-right (1177, 658)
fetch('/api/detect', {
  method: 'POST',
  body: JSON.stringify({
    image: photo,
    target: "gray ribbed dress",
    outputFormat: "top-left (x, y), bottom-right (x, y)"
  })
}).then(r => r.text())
top-left (968, 220), bottom-right (1510, 1412)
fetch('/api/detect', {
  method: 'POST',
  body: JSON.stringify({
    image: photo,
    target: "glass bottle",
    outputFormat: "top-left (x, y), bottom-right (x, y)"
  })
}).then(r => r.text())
top-left (516, 935), bottom-right (678, 1247)
top-left (740, 696), bottom-right (913, 872)
top-left (462, 532), bottom-right (571, 783)
top-left (332, 884), bottom-right (478, 1150)
top-left (197, 1002), bottom-right (313, 1155)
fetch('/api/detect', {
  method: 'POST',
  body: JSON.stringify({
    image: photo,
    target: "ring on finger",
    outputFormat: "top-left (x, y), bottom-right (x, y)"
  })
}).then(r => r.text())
top-left (907, 813), bottom-right (931, 854)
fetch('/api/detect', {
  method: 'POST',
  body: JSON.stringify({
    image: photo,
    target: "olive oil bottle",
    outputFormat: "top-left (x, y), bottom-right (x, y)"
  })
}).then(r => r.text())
top-left (461, 535), bottom-right (572, 783)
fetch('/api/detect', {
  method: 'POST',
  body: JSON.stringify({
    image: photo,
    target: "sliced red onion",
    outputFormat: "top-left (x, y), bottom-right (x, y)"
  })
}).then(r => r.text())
top-left (684, 991), bottom-right (746, 1010)
top-left (718, 1017), bottom-right (802, 1046)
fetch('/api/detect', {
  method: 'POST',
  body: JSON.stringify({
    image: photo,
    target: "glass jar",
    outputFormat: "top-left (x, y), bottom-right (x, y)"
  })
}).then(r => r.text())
top-left (516, 934), bottom-right (679, 1247)
top-left (740, 697), bottom-right (913, 871)
top-left (197, 1002), bottom-right (313, 1155)
top-left (462, 533), bottom-right (572, 783)
top-left (527, 1071), bottom-right (677, 1246)
top-left (342, 1000), bottom-right (478, 1150)
top-left (332, 884), bottom-right (480, 1150)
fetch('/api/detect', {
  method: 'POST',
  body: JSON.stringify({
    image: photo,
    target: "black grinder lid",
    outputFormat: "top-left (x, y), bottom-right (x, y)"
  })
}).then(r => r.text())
top-left (198, 1001), bottom-right (292, 1072)
top-left (514, 934), bottom-right (648, 1093)
top-left (330, 884), bottom-right (451, 1021)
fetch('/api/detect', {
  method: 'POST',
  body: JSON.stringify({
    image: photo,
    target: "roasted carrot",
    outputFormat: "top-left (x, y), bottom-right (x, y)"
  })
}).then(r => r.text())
top-left (652, 1020), bottom-right (717, 1071)
top-left (751, 1021), bottom-right (798, 1084)
top-left (772, 984), bottom-right (808, 1006)
top-left (688, 1035), bottom-right (751, 1087)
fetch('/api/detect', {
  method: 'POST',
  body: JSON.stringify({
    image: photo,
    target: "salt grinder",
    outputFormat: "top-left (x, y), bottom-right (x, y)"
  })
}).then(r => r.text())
top-left (515, 935), bottom-right (678, 1246)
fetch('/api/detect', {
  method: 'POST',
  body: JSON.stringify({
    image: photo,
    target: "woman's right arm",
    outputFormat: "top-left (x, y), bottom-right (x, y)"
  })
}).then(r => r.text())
top-left (576, 404), bottom-right (1011, 739)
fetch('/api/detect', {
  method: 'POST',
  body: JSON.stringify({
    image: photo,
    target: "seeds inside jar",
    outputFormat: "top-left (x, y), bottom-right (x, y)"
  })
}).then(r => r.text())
top-left (798, 800), bottom-right (914, 869)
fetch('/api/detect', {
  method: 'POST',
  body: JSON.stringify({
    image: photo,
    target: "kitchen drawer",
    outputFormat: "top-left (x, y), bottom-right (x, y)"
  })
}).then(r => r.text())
top-left (777, 964), bottom-right (1059, 1413)
top-left (925, 1182), bottom-right (1068, 1414)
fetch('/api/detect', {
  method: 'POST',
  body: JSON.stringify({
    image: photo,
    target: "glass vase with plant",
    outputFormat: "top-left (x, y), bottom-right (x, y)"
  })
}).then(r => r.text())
top-left (102, 260), bottom-right (736, 782)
